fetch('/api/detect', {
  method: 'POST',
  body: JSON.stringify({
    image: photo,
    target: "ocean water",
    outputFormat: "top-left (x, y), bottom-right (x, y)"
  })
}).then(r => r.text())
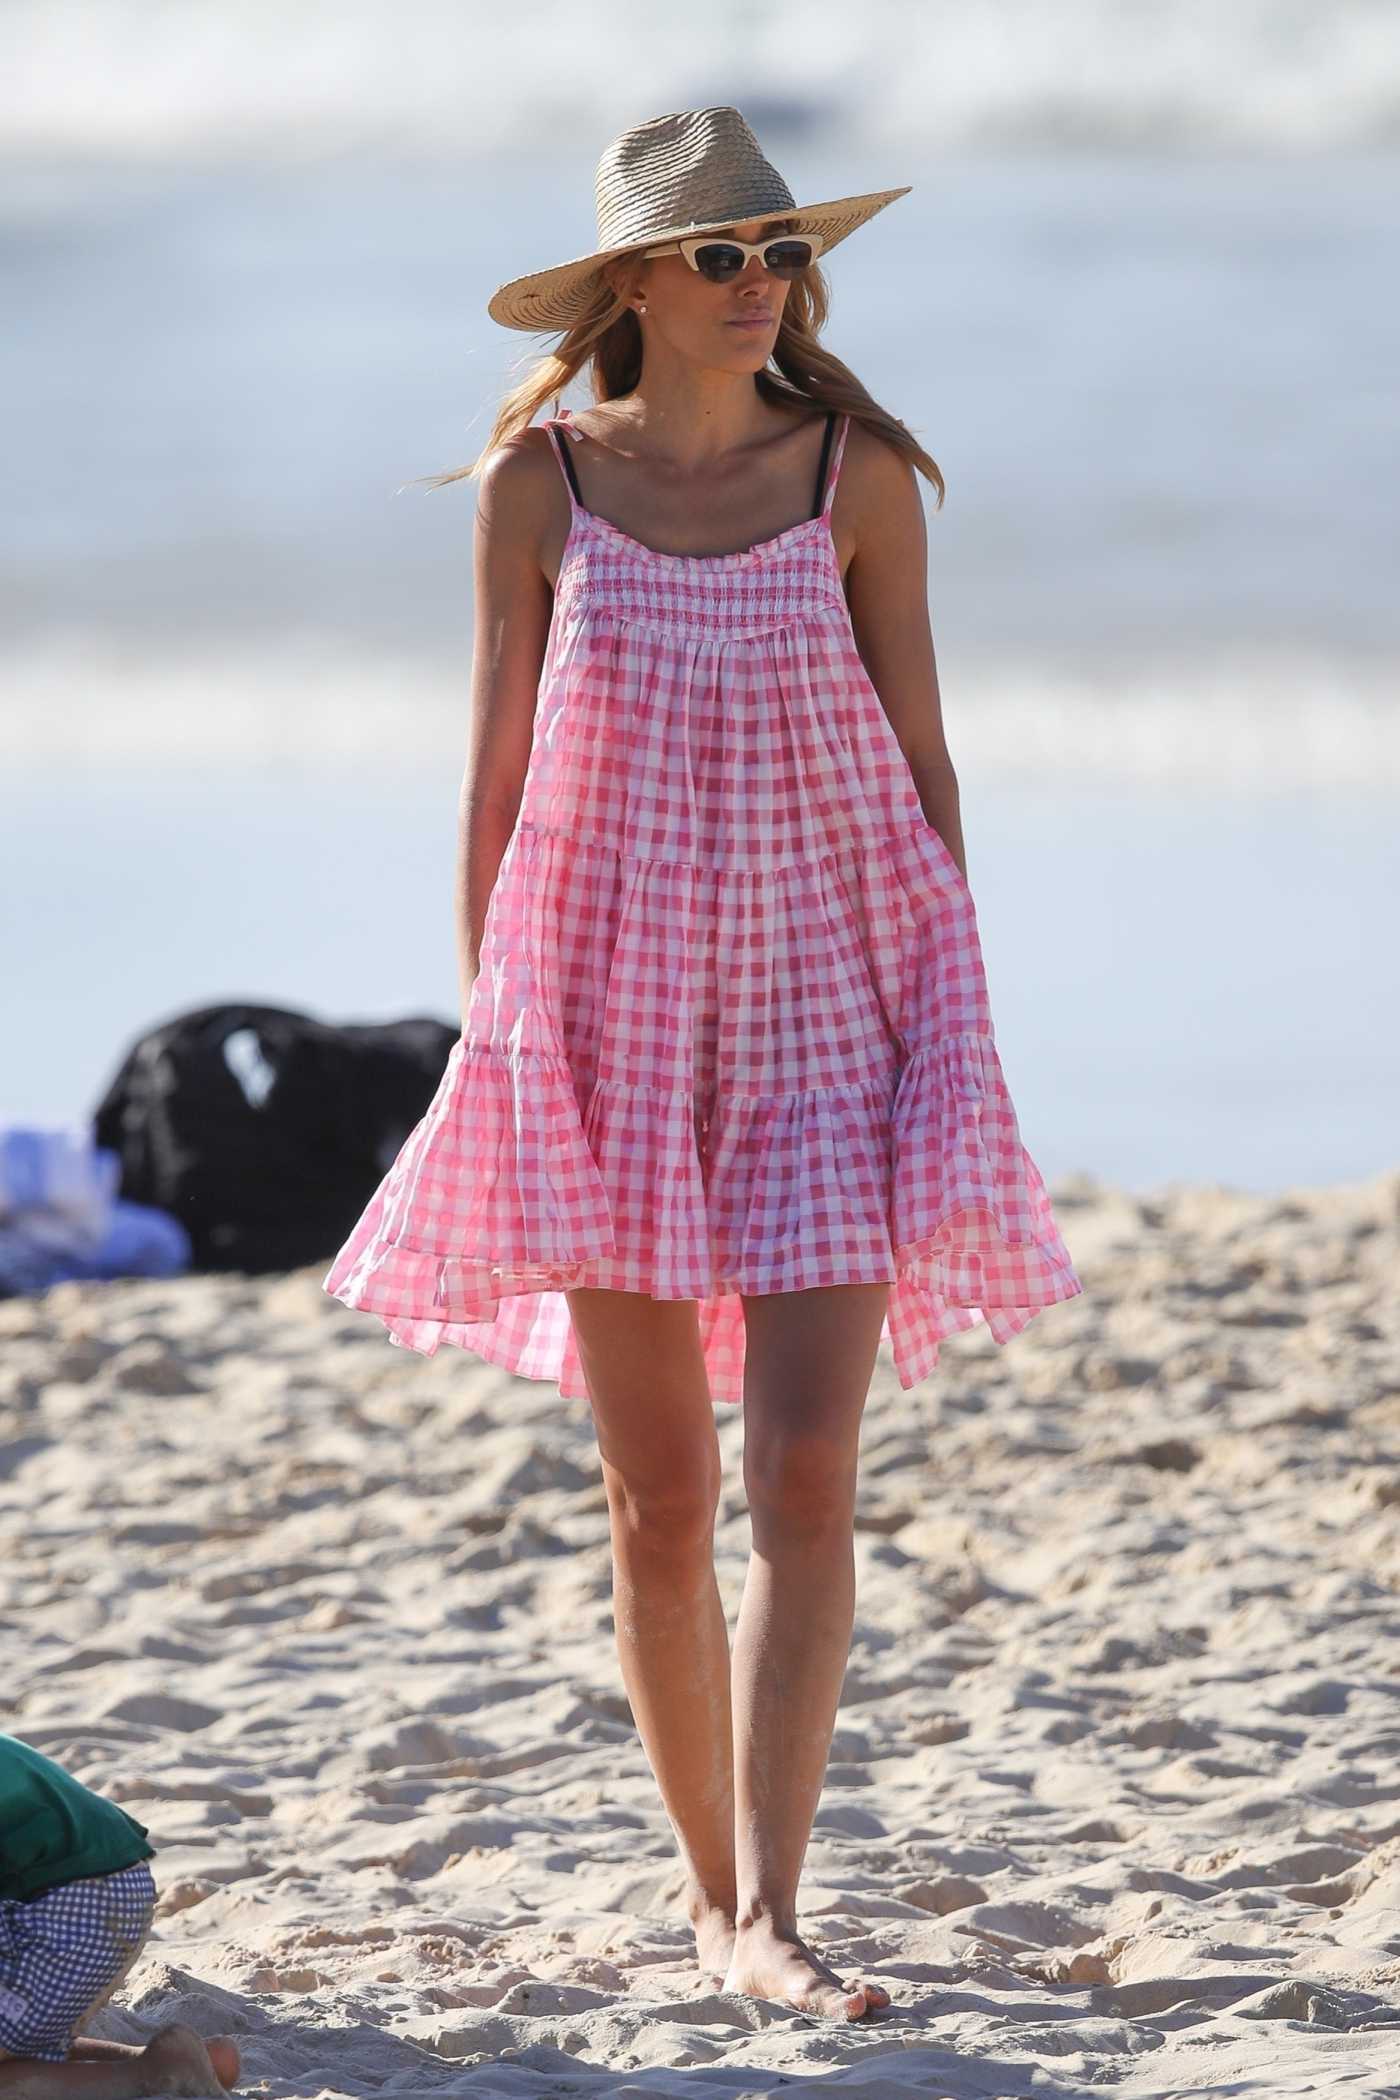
top-left (4, 6), bottom-right (1398, 1189)
top-left (6, 1), bottom-right (1397, 157)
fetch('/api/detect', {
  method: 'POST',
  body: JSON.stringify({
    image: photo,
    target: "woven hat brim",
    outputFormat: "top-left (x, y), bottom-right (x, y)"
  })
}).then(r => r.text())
top-left (487, 184), bottom-right (912, 333)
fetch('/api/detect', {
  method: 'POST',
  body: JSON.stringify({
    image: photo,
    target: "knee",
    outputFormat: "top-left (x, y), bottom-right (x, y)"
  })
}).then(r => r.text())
top-left (744, 1432), bottom-right (857, 1536)
top-left (603, 1458), bottom-right (721, 1559)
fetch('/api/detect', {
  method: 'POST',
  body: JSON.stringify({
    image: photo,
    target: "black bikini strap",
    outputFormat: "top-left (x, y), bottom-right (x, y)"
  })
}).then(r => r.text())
top-left (811, 411), bottom-right (836, 519)
top-left (548, 421), bottom-right (584, 507)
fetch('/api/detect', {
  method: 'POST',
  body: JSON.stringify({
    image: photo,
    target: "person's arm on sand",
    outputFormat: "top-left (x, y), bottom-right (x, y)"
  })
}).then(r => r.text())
top-left (454, 431), bottom-right (555, 1028)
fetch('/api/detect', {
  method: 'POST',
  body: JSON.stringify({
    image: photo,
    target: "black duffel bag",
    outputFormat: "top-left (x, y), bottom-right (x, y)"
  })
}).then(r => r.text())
top-left (91, 1001), bottom-right (458, 1272)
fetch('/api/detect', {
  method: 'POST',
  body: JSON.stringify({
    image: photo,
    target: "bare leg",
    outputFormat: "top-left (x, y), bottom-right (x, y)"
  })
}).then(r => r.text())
top-left (564, 1286), bottom-right (737, 1980)
top-left (0, 2025), bottom-right (233, 2098)
top-left (723, 1281), bottom-right (894, 2020)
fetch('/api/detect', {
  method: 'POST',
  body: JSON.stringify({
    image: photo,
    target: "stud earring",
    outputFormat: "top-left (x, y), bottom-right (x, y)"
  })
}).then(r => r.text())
top-left (636, 302), bottom-right (647, 315)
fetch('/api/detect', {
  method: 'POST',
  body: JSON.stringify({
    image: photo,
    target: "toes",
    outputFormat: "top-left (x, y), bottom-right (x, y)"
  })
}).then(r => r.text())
top-left (835, 1976), bottom-right (891, 2016)
top-left (206, 2038), bottom-right (241, 2089)
top-left (844, 1973), bottom-right (889, 2005)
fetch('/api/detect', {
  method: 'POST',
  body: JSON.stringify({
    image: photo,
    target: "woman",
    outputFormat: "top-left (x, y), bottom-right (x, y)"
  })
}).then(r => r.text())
top-left (325, 105), bottom-right (1083, 2020)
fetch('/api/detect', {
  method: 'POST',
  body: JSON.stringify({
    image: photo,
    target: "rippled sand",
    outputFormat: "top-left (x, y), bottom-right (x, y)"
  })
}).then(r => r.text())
top-left (4, 1167), bottom-right (1399, 2097)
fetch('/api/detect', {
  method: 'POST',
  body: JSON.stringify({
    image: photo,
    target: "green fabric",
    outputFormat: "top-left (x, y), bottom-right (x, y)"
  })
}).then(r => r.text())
top-left (0, 1733), bottom-right (154, 1902)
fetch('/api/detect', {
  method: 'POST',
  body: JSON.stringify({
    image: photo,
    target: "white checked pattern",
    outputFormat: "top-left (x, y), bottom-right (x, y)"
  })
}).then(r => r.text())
top-left (324, 409), bottom-right (1083, 1401)
top-left (0, 1862), bottom-right (155, 2061)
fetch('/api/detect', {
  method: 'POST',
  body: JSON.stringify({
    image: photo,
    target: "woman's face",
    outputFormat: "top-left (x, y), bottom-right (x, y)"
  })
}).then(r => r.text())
top-left (615, 216), bottom-right (799, 366)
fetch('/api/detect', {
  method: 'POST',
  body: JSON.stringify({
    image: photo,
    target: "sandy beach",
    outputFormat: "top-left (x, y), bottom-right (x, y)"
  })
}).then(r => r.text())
top-left (4, 1166), bottom-right (1400, 2097)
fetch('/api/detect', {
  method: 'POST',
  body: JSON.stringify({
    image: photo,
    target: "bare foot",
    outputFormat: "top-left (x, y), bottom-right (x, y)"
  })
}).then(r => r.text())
top-left (137, 2027), bottom-right (231, 2097)
top-left (688, 1893), bottom-right (737, 1986)
top-left (723, 1918), bottom-right (892, 2021)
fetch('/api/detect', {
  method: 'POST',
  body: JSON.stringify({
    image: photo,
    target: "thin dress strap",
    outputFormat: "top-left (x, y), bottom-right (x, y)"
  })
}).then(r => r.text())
top-left (544, 413), bottom-right (585, 510)
top-left (810, 412), bottom-right (836, 518)
top-left (817, 411), bottom-right (850, 518)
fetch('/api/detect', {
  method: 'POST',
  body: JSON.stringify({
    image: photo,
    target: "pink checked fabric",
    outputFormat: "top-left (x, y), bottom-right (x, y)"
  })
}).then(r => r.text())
top-left (323, 406), bottom-right (1083, 1402)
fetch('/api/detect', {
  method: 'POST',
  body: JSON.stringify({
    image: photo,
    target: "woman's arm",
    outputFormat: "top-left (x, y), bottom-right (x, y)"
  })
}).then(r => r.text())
top-left (841, 424), bottom-right (966, 881)
top-left (455, 435), bottom-right (555, 1024)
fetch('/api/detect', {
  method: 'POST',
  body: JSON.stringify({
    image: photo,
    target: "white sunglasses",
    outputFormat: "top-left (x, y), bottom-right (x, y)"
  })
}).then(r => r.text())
top-left (640, 230), bottom-right (824, 283)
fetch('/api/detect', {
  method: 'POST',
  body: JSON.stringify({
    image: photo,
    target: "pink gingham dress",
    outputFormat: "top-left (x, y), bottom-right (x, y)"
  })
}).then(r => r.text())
top-left (323, 406), bottom-right (1083, 1401)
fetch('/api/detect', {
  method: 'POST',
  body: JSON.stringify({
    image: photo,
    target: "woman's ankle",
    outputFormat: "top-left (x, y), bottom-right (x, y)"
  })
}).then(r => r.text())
top-left (733, 1897), bottom-right (799, 1937)
top-left (685, 1874), bottom-right (738, 1923)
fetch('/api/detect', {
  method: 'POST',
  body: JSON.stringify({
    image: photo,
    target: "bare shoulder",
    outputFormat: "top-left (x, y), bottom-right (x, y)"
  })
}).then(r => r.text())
top-left (471, 423), bottom-right (574, 588)
top-left (837, 414), bottom-right (926, 577)
top-left (474, 425), bottom-right (560, 537)
top-left (841, 413), bottom-right (922, 514)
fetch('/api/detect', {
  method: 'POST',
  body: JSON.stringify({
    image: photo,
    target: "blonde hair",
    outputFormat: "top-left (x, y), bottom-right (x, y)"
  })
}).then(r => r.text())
top-left (418, 222), bottom-right (944, 504)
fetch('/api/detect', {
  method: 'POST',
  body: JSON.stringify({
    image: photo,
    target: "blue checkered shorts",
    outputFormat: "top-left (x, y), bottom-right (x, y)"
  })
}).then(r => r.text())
top-left (0, 1861), bottom-right (156, 2062)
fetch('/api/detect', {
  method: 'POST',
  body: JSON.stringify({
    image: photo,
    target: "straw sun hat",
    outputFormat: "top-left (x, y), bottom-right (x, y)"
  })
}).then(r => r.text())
top-left (487, 104), bottom-right (911, 334)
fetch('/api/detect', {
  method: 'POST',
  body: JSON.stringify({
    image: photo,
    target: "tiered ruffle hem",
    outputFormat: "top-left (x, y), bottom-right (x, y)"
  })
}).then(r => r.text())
top-left (324, 820), bottom-right (1082, 1404)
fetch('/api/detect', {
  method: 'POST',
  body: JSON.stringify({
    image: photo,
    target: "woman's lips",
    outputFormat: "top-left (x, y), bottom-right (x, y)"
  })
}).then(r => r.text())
top-left (728, 314), bottom-right (772, 329)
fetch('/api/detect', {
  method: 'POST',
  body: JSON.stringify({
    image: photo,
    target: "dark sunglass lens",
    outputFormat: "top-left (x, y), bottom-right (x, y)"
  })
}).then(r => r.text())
top-left (764, 239), bottom-right (813, 275)
top-left (695, 243), bottom-right (745, 281)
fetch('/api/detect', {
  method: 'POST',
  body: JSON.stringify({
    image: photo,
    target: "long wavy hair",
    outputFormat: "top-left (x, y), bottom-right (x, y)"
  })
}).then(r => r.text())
top-left (419, 216), bottom-right (944, 505)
